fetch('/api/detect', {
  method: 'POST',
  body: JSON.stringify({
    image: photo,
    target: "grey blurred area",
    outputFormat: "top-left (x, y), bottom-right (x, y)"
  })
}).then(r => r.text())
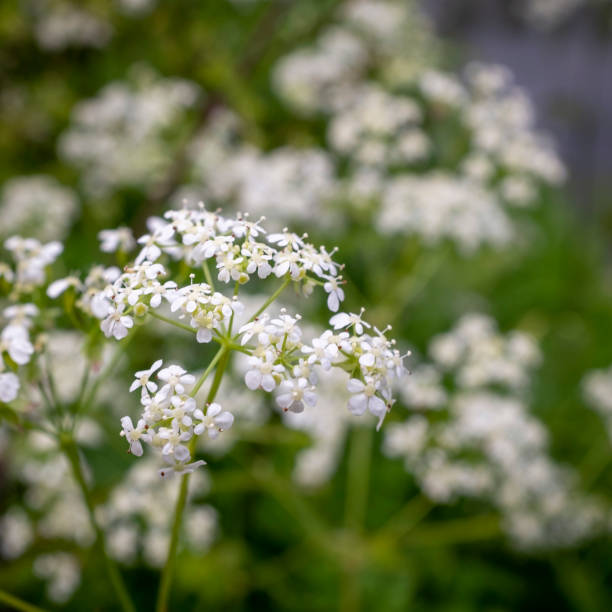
top-left (422, 0), bottom-right (612, 210)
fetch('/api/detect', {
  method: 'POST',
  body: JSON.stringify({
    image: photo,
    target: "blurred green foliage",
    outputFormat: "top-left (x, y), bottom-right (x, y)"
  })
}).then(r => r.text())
top-left (1, 1), bottom-right (612, 611)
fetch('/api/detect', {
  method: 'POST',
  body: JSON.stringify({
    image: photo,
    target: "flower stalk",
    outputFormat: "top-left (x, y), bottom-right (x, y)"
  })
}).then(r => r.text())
top-left (59, 434), bottom-right (135, 612)
top-left (155, 346), bottom-right (231, 612)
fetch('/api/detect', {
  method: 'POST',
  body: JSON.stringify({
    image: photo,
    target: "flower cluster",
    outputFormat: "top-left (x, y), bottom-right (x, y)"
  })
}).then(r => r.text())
top-left (0, 298), bottom-right (39, 403)
top-left (120, 360), bottom-right (233, 477)
top-left (187, 122), bottom-right (337, 228)
top-left (33, 3), bottom-right (113, 52)
top-left (240, 308), bottom-right (406, 428)
top-left (385, 314), bottom-right (607, 549)
top-left (4, 236), bottom-right (62, 294)
top-left (58, 66), bottom-right (200, 198)
top-left (377, 173), bottom-right (513, 253)
top-left (0, 175), bottom-right (78, 241)
top-left (272, 0), bottom-right (439, 115)
top-left (84, 207), bottom-right (408, 475)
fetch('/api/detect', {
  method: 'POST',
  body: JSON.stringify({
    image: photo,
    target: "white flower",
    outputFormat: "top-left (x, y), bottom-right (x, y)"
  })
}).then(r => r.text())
top-left (3, 303), bottom-right (39, 326)
top-left (158, 422), bottom-right (192, 461)
top-left (47, 276), bottom-right (82, 298)
top-left (244, 352), bottom-right (284, 392)
top-left (135, 234), bottom-right (163, 263)
top-left (242, 243), bottom-right (273, 279)
top-left (157, 365), bottom-right (195, 394)
top-left (273, 249), bottom-right (302, 279)
top-left (329, 310), bottom-right (370, 335)
top-left (347, 377), bottom-right (388, 429)
top-left (101, 304), bottom-right (134, 340)
top-left (323, 276), bottom-right (345, 312)
top-left (301, 330), bottom-right (339, 370)
top-left (159, 458), bottom-right (206, 479)
top-left (166, 395), bottom-right (196, 428)
top-left (238, 314), bottom-right (272, 346)
top-left (276, 377), bottom-right (317, 413)
top-left (193, 403), bottom-right (234, 439)
top-left (120, 416), bottom-right (151, 456)
top-left (0, 372), bottom-right (20, 402)
top-left (143, 280), bottom-right (177, 308)
top-left (129, 359), bottom-right (163, 399)
top-left (98, 227), bottom-right (135, 253)
top-left (1, 325), bottom-right (34, 366)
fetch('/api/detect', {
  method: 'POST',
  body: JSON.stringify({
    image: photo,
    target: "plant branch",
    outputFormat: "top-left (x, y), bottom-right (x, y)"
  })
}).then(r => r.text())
top-left (60, 436), bottom-right (135, 612)
top-left (155, 347), bottom-right (231, 612)
top-left (0, 589), bottom-right (47, 612)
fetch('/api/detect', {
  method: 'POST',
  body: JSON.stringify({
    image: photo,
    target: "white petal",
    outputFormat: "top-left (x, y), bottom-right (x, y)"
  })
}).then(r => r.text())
top-left (347, 378), bottom-right (364, 393)
top-left (348, 394), bottom-right (367, 416)
top-left (245, 370), bottom-right (262, 390)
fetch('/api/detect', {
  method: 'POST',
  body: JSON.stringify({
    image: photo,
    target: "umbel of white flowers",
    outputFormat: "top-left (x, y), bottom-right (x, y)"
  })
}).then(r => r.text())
top-left (45, 206), bottom-right (407, 477)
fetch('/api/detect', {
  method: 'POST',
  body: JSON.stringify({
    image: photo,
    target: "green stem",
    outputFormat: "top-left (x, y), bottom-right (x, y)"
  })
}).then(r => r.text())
top-left (155, 347), bottom-right (231, 612)
top-left (60, 436), bottom-right (135, 612)
top-left (340, 426), bottom-right (373, 612)
top-left (149, 310), bottom-right (196, 335)
top-left (79, 332), bottom-right (137, 419)
top-left (202, 259), bottom-right (216, 291)
top-left (344, 426), bottom-right (373, 531)
top-left (243, 277), bottom-right (291, 327)
top-left (0, 589), bottom-right (47, 612)
top-left (402, 514), bottom-right (501, 547)
top-left (190, 346), bottom-right (226, 398)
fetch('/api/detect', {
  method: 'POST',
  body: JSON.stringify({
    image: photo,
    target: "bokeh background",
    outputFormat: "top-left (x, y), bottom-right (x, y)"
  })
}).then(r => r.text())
top-left (2, 0), bottom-right (612, 610)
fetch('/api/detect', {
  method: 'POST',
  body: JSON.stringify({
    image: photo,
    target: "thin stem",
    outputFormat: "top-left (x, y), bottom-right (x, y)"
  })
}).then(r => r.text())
top-left (0, 589), bottom-right (47, 612)
top-left (155, 347), bottom-right (231, 612)
top-left (340, 426), bottom-right (373, 612)
top-left (190, 346), bottom-right (226, 398)
top-left (149, 310), bottom-right (196, 335)
top-left (243, 277), bottom-right (291, 327)
top-left (202, 259), bottom-right (216, 291)
top-left (79, 332), bottom-right (137, 418)
top-left (344, 426), bottom-right (373, 531)
top-left (60, 436), bottom-right (135, 612)
top-left (402, 514), bottom-right (501, 547)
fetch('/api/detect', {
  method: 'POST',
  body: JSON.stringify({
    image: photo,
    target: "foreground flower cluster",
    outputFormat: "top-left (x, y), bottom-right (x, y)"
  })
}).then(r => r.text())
top-left (46, 207), bottom-right (407, 476)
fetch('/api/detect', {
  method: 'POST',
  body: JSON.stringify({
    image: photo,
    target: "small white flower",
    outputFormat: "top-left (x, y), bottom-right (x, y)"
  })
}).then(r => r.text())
top-left (47, 276), bottom-right (82, 298)
top-left (276, 377), bottom-right (317, 413)
top-left (159, 458), bottom-right (206, 479)
top-left (193, 403), bottom-right (234, 439)
top-left (135, 234), bottom-right (162, 263)
top-left (166, 395), bottom-right (196, 428)
top-left (120, 416), bottom-right (151, 456)
top-left (3, 303), bottom-right (39, 325)
top-left (323, 276), bottom-right (345, 312)
top-left (143, 280), bottom-right (177, 308)
top-left (98, 227), bottom-right (135, 253)
top-left (101, 304), bottom-right (134, 340)
top-left (244, 352), bottom-right (284, 392)
top-left (159, 422), bottom-right (192, 461)
top-left (347, 377), bottom-right (388, 429)
top-left (238, 315), bottom-right (271, 346)
top-left (0, 372), bottom-right (20, 402)
top-left (301, 330), bottom-right (339, 370)
top-left (1, 325), bottom-right (34, 366)
top-left (158, 365), bottom-right (195, 394)
top-left (330, 310), bottom-right (370, 335)
top-left (129, 360), bottom-right (163, 399)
